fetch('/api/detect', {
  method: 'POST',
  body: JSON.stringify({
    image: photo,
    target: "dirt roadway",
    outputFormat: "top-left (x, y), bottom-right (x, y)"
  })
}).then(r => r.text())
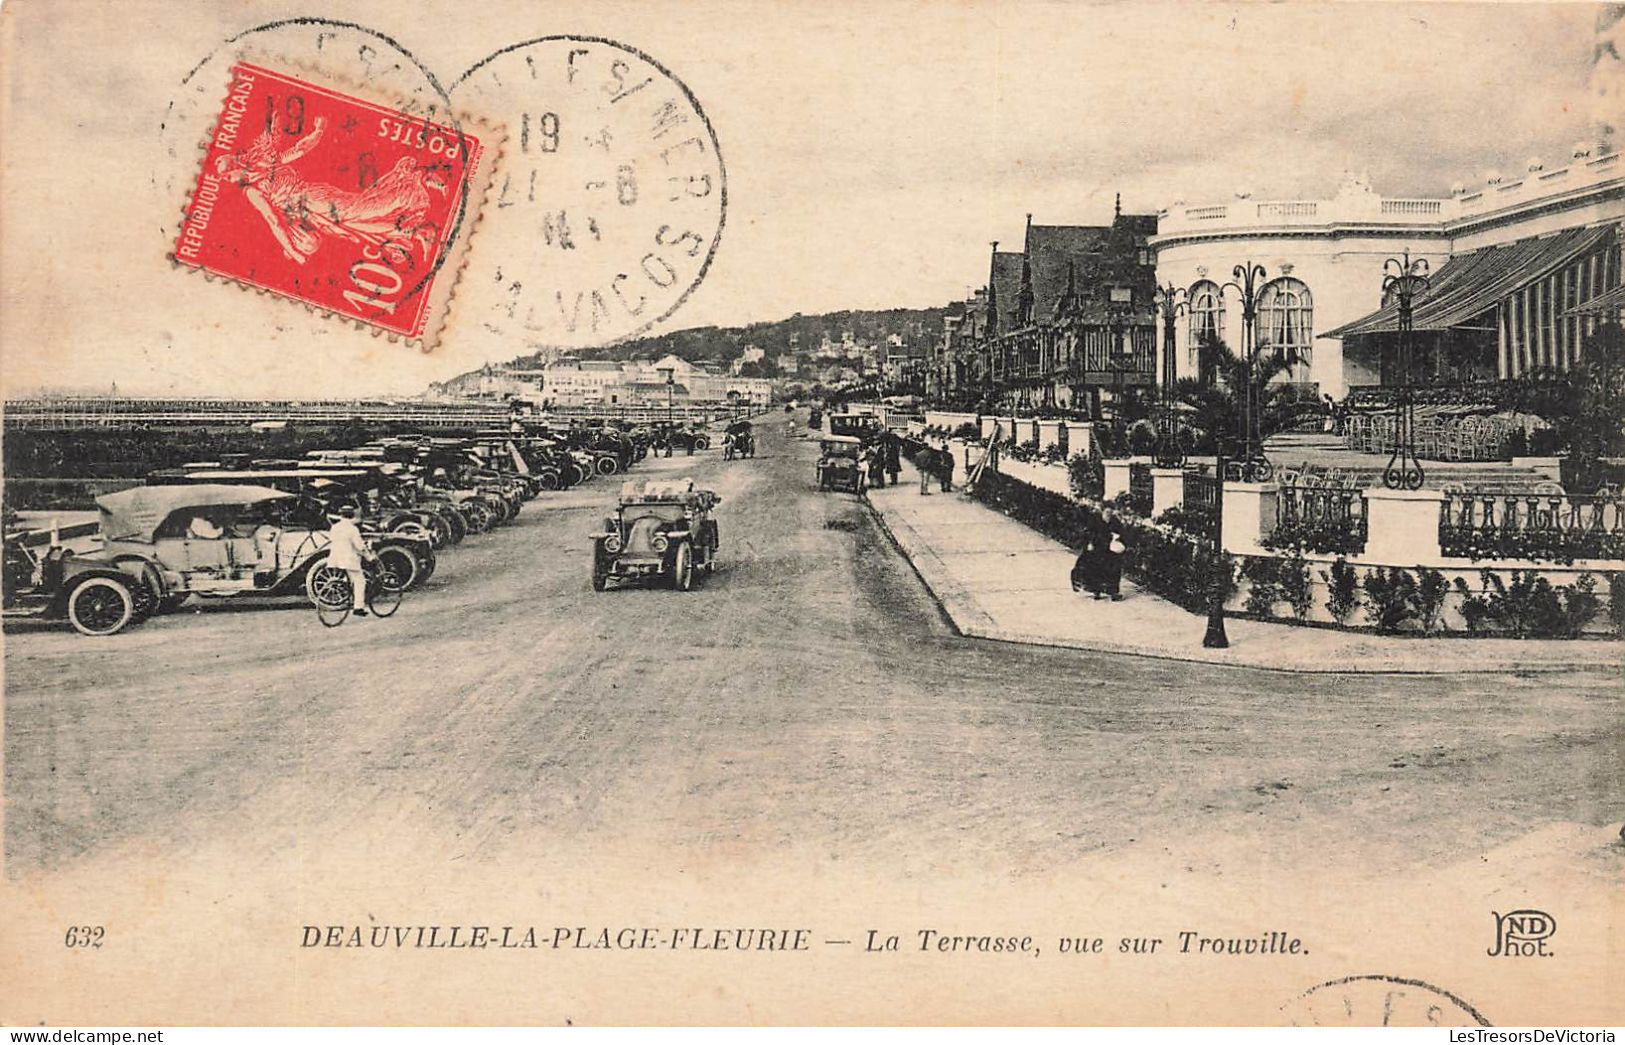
top-left (3, 419), bottom-right (1621, 880)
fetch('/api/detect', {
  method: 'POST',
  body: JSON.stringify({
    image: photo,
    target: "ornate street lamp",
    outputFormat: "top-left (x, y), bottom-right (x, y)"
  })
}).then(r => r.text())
top-left (1218, 262), bottom-right (1273, 482)
top-left (1105, 285), bottom-right (1136, 449)
top-left (1153, 283), bottom-right (1188, 468)
top-left (1382, 252), bottom-right (1430, 490)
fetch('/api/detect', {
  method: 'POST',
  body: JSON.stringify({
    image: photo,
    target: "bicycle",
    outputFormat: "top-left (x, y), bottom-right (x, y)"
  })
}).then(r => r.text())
top-left (309, 556), bottom-right (404, 627)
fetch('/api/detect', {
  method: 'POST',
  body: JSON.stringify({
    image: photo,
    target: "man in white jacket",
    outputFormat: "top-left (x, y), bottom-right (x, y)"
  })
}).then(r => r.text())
top-left (327, 504), bottom-right (373, 615)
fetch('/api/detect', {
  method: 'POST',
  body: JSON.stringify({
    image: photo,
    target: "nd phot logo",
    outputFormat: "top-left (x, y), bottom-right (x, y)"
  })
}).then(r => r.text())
top-left (1487, 909), bottom-right (1556, 957)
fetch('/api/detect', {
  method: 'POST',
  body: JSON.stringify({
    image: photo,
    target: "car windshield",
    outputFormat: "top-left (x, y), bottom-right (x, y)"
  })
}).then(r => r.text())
top-left (620, 502), bottom-right (687, 523)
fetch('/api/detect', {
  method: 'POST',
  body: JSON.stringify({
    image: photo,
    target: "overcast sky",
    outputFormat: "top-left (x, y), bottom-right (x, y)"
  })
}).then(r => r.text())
top-left (0, 0), bottom-right (1607, 397)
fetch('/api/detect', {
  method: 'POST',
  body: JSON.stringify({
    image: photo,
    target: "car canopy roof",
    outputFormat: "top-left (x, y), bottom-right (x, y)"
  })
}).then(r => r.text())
top-left (821, 434), bottom-right (863, 445)
top-left (618, 478), bottom-right (719, 507)
top-left (97, 484), bottom-right (294, 542)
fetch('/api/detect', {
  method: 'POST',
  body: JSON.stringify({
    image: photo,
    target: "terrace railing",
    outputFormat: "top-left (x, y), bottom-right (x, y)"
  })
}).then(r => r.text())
top-left (1183, 469), bottom-right (1220, 511)
top-left (1439, 488), bottom-right (1625, 562)
top-left (1274, 477), bottom-right (1369, 554)
top-left (1127, 461), bottom-right (1153, 515)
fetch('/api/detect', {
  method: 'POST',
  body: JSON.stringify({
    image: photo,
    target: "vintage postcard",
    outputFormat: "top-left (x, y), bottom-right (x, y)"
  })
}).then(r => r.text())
top-left (1, 0), bottom-right (1622, 1028)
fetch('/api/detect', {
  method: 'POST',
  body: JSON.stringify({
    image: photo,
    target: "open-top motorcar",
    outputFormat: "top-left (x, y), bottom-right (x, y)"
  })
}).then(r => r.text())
top-left (3, 521), bottom-right (155, 636)
top-left (816, 435), bottom-right (865, 493)
top-left (591, 479), bottom-right (721, 592)
top-left (141, 469), bottom-right (437, 589)
top-left (95, 484), bottom-right (410, 617)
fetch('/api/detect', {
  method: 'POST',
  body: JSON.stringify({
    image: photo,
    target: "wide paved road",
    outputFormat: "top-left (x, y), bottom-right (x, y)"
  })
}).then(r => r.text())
top-left (5, 417), bottom-right (1620, 879)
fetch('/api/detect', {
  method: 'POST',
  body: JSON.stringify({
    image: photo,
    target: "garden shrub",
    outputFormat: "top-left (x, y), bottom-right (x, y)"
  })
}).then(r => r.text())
top-left (1362, 567), bottom-right (1421, 634)
top-left (1323, 557), bottom-right (1360, 625)
top-left (1452, 569), bottom-right (1601, 639)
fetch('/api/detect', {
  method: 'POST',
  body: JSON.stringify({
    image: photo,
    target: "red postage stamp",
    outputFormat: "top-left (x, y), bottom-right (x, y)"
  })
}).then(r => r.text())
top-left (172, 61), bottom-right (495, 348)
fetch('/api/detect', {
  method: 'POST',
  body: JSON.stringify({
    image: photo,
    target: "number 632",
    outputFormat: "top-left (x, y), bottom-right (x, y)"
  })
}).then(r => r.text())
top-left (64, 925), bottom-right (105, 948)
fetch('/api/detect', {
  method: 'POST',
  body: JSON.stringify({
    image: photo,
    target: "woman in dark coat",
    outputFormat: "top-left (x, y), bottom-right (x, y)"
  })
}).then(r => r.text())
top-left (1070, 524), bottom-right (1103, 597)
top-left (884, 435), bottom-right (901, 487)
top-left (1099, 511), bottom-right (1127, 600)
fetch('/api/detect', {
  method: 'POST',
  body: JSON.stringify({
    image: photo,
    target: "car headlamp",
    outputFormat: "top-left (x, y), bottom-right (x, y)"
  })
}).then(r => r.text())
top-left (650, 534), bottom-right (669, 553)
top-left (603, 533), bottom-right (623, 553)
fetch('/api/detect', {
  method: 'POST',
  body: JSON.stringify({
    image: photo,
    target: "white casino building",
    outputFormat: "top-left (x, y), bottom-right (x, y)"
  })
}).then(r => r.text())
top-left (1150, 147), bottom-right (1625, 399)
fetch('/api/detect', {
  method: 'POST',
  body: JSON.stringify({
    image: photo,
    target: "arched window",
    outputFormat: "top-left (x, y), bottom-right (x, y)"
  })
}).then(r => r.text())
top-left (1188, 280), bottom-right (1224, 346)
top-left (1187, 280), bottom-right (1224, 381)
top-left (1258, 277), bottom-right (1313, 364)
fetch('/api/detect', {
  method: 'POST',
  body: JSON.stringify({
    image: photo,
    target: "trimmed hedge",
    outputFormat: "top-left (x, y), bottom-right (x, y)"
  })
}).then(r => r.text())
top-left (968, 467), bottom-right (1232, 614)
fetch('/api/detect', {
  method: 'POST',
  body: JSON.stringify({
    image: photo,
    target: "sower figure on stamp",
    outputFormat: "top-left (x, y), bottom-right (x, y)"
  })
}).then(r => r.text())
top-left (327, 504), bottom-right (374, 617)
top-left (215, 121), bottom-right (443, 267)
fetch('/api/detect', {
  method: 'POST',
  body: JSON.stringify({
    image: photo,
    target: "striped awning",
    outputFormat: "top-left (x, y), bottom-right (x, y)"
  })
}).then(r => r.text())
top-left (1564, 281), bottom-right (1625, 316)
top-left (1323, 224), bottom-right (1617, 338)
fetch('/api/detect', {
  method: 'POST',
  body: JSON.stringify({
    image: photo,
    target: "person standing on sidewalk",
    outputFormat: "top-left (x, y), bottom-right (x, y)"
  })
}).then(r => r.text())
top-left (918, 447), bottom-right (933, 495)
top-left (1099, 511), bottom-right (1127, 600)
top-left (938, 447), bottom-right (955, 493)
top-left (884, 434), bottom-right (901, 488)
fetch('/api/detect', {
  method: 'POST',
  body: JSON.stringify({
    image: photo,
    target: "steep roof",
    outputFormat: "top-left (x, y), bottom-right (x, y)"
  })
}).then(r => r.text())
top-left (1025, 224), bottom-right (1110, 322)
top-left (988, 251), bottom-right (1025, 334)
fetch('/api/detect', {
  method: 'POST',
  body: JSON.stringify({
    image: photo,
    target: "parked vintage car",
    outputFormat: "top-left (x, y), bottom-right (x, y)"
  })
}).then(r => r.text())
top-left (815, 435), bottom-right (865, 493)
top-left (828, 412), bottom-right (884, 443)
top-left (2, 522), bottom-right (153, 636)
top-left (141, 469), bottom-right (437, 589)
top-left (590, 479), bottom-right (721, 592)
top-left (95, 485), bottom-right (414, 619)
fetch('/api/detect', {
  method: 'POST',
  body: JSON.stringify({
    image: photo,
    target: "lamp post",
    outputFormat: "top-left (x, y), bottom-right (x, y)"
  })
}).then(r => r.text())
top-left (1105, 285), bottom-right (1135, 451)
top-left (1381, 252), bottom-right (1430, 490)
top-left (1218, 262), bottom-right (1273, 482)
top-left (1202, 452), bottom-right (1231, 648)
top-left (657, 366), bottom-right (675, 428)
top-left (1153, 283), bottom-right (1188, 468)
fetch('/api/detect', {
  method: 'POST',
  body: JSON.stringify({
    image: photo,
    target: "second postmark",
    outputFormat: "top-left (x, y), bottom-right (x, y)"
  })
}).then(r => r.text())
top-left (453, 36), bottom-right (727, 353)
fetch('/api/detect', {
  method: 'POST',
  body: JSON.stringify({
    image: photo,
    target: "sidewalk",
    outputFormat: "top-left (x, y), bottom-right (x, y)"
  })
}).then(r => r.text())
top-left (866, 459), bottom-right (1623, 675)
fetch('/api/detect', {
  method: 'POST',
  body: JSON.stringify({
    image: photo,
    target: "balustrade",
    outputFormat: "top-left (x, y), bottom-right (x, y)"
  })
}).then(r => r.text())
top-left (1439, 489), bottom-right (1625, 562)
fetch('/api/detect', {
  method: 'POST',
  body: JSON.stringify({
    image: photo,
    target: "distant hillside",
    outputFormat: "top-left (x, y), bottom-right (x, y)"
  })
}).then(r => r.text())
top-left (439, 307), bottom-right (947, 388)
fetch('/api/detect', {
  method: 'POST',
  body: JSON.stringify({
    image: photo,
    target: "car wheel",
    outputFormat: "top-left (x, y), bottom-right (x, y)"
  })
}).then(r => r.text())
top-left (305, 562), bottom-right (352, 608)
top-left (374, 545), bottom-right (419, 592)
top-left (426, 515), bottom-right (451, 549)
top-left (592, 561), bottom-right (610, 591)
top-left (66, 576), bottom-right (136, 636)
top-left (671, 542), bottom-right (694, 592)
top-left (596, 456), bottom-right (620, 476)
top-left (415, 547), bottom-right (437, 585)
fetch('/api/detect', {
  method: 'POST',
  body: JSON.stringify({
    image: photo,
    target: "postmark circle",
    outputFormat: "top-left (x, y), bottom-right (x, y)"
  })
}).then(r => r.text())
top-left (451, 36), bottom-right (727, 353)
top-left (1282, 974), bottom-right (1492, 1027)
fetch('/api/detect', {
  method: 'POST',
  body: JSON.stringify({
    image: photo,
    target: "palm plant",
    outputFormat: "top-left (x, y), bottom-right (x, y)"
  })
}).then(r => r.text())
top-left (1172, 336), bottom-right (1304, 454)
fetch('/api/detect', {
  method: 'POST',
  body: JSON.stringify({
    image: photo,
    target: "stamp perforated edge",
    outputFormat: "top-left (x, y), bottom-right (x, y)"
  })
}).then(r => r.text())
top-left (167, 48), bottom-right (507, 353)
